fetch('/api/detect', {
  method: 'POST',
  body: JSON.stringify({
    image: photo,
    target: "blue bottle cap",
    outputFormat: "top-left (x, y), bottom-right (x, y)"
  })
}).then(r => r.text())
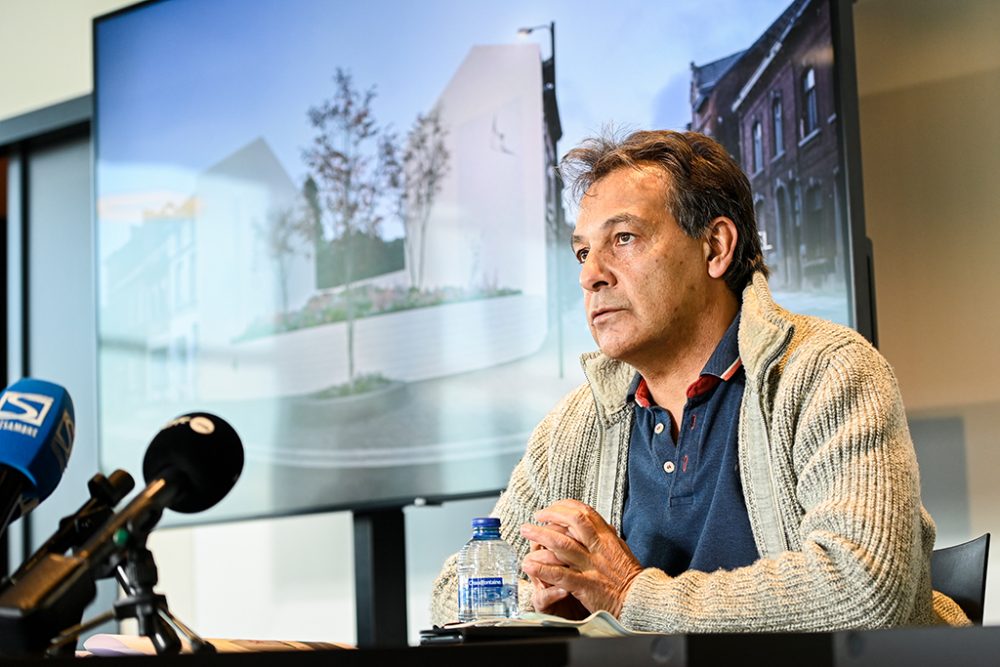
top-left (472, 517), bottom-right (501, 528)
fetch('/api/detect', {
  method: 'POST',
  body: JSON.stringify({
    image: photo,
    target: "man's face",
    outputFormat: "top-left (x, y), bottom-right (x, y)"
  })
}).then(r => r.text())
top-left (571, 165), bottom-right (713, 367)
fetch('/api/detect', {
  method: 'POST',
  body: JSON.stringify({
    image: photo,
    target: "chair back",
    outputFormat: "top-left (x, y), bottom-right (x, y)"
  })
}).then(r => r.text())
top-left (931, 533), bottom-right (990, 624)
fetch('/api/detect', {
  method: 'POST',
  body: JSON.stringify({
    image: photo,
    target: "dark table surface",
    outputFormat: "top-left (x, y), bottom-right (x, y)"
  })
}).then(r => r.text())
top-left (3, 624), bottom-right (1000, 666)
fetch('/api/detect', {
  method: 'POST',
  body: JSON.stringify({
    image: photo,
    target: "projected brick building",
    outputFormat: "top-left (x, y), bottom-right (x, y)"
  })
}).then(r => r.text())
top-left (691, 0), bottom-right (844, 291)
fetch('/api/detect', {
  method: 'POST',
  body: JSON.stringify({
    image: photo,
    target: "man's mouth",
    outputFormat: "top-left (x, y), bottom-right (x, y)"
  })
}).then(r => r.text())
top-left (590, 307), bottom-right (623, 324)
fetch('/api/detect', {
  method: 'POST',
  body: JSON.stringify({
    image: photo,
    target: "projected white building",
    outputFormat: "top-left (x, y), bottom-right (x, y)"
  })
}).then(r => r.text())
top-left (414, 44), bottom-right (548, 297)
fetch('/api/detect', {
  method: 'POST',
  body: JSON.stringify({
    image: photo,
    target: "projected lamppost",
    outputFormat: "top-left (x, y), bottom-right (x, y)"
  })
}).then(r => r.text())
top-left (517, 21), bottom-right (556, 95)
top-left (517, 21), bottom-right (566, 377)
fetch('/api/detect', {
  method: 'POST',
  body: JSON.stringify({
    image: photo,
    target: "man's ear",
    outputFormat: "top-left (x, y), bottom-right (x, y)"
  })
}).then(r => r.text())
top-left (704, 216), bottom-right (738, 280)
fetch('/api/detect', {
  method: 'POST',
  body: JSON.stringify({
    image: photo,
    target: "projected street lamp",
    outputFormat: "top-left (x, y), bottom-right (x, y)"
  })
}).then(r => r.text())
top-left (517, 22), bottom-right (556, 92)
top-left (516, 22), bottom-right (559, 143)
top-left (518, 21), bottom-right (566, 376)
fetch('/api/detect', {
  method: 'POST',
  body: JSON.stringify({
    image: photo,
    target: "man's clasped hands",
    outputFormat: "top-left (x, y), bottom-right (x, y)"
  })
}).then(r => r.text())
top-left (519, 499), bottom-right (644, 619)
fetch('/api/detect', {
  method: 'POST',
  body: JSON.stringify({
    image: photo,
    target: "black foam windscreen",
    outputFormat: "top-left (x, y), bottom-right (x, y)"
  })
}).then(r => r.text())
top-left (141, 413), bottom-right (243, 513)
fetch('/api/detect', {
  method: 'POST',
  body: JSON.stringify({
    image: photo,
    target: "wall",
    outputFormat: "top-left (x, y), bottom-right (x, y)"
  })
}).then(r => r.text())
top-left (0, 0), bottom-right (133, 120)
top-left (853, 0), bottom-right (1000, 622)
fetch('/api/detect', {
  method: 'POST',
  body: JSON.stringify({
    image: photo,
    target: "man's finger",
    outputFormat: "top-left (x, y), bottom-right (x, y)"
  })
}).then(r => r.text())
top-left (525, 569), bottom-right (550, 590)
top-left (520, 522), bottom-right (582, 552)
top-left (533, 501), bottom-right (602, 545)
top-left (521, 557), bottom-right (578, 588)
top-left (523, 545), bottom-right (570, 590)
top-left (523, 546), bottom-right (568, 568)
top-left (532, 584), bottom-right (570, 609)
top-left (528, 522), bottom-right (568, 552)
top-left (520, 523), bottom-right (588, 567)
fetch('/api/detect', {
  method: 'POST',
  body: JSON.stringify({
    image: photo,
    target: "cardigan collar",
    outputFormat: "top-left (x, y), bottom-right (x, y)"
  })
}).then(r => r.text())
top-left (580, 272), bottom-right (795, 426)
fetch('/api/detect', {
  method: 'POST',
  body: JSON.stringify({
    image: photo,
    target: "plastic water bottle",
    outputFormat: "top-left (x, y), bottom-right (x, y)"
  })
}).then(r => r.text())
top-left (456, 517), bottom-right (519, 622)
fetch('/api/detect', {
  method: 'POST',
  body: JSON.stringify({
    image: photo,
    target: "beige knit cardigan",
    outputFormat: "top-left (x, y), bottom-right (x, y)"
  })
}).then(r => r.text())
top-left (431, 273), bottom-right (968, 631)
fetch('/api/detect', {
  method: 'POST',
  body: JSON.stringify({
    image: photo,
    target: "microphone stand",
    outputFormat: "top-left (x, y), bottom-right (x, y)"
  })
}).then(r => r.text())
top-left (115, 533), bottom-right (216, 655)
top-left (6, 471), bottom-right (133, 587)
top-left (46, 525), bottom-right (215, 656)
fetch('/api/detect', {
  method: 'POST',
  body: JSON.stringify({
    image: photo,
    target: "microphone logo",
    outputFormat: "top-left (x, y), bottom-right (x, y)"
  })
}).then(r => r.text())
top-left (164, 414), bottom-right (215, 435)
top-left (0, 392), bottom-right (55, 434)
top-left (50, 410), bottom-right (75, 468)
top-left (189, 417), bottom-right (215, 435)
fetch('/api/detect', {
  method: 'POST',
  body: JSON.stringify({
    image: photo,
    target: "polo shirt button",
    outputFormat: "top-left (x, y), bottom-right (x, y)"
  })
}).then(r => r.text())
top-left (654, 422), bottom-right (665, 434)
top-left (663, 461), bottom-right (676, 474)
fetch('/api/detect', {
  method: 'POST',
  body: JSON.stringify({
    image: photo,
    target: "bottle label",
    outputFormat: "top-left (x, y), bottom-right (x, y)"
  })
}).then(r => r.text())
top-left (468, 576), bottom-right (504, 607)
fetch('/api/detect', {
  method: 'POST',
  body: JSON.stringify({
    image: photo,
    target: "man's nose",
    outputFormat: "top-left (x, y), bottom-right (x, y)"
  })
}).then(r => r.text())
top-left (579, 251), bottom-right (614, 292)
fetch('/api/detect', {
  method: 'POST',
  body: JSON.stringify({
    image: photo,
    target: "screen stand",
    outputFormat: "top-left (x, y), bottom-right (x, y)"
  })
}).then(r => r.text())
top-left (353, 507), bottom-right (408, 648)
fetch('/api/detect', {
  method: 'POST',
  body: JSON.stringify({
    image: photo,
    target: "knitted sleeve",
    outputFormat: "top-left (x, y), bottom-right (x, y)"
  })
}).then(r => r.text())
top-left (428, 389), bottom-right (581, 626)
top-left (619, 338), bottom-right (940, 632)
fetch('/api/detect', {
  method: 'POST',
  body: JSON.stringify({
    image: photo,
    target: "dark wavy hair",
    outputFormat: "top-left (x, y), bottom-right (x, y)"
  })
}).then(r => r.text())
top-left (560, 129), bottom-right (768, 294)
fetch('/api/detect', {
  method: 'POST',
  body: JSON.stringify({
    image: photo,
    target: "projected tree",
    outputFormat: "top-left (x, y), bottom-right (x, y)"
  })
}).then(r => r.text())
top-left (397, 107), bottom-right (450, 290)
top-left (303, 68), bottom-right (400, 390)
top-left (255, 202), bottom-right (316, 326)
top-left (301, 175), bottom-right (324, 248)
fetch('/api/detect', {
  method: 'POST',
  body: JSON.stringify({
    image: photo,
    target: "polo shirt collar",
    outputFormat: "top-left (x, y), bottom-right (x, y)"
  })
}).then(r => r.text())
top-left (627, 311), bottom-right (743, 408)
top-left (701, 311), bottom-right (743, 380)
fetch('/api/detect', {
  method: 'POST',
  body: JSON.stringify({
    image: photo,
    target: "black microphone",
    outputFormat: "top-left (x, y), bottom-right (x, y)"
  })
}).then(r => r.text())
top-left (0, 412), bottom-right (242, 657)
top-left (0, 379), bottom-right (75, 540)
top-left (81, 412), bottom-right (244, 556)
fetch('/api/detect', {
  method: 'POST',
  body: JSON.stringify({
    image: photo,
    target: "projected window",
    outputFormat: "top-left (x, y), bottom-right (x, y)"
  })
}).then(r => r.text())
top-left (752, 120), bottom-right (764, 173)
top-left (772, 96), bottom-right (784, 157)
top-left (802, 67), bottom-right (819, 137)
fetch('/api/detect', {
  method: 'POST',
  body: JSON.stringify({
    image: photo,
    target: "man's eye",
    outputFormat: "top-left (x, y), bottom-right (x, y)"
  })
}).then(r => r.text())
top-left (575, 248), bottom-right (589, 264)
top-left (616, 232), bottom-right (635, 245)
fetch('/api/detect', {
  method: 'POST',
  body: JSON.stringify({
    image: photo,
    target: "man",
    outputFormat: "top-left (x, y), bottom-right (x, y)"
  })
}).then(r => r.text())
top-left (431, 130), bottom-right (967, 631)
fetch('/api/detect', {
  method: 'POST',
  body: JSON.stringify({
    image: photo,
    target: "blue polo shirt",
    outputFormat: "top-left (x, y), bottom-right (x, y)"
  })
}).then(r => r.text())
top-left (621, 312), bottom-right (759, 576)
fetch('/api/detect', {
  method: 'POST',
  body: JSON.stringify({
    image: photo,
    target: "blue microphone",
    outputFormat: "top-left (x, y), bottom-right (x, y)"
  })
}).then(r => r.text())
top-left (0, 379), bottom-right (75, 538)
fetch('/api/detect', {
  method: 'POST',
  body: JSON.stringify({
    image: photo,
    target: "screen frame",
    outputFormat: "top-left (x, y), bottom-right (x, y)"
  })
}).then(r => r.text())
top-left (830, 0), bottom-right (877, 346)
